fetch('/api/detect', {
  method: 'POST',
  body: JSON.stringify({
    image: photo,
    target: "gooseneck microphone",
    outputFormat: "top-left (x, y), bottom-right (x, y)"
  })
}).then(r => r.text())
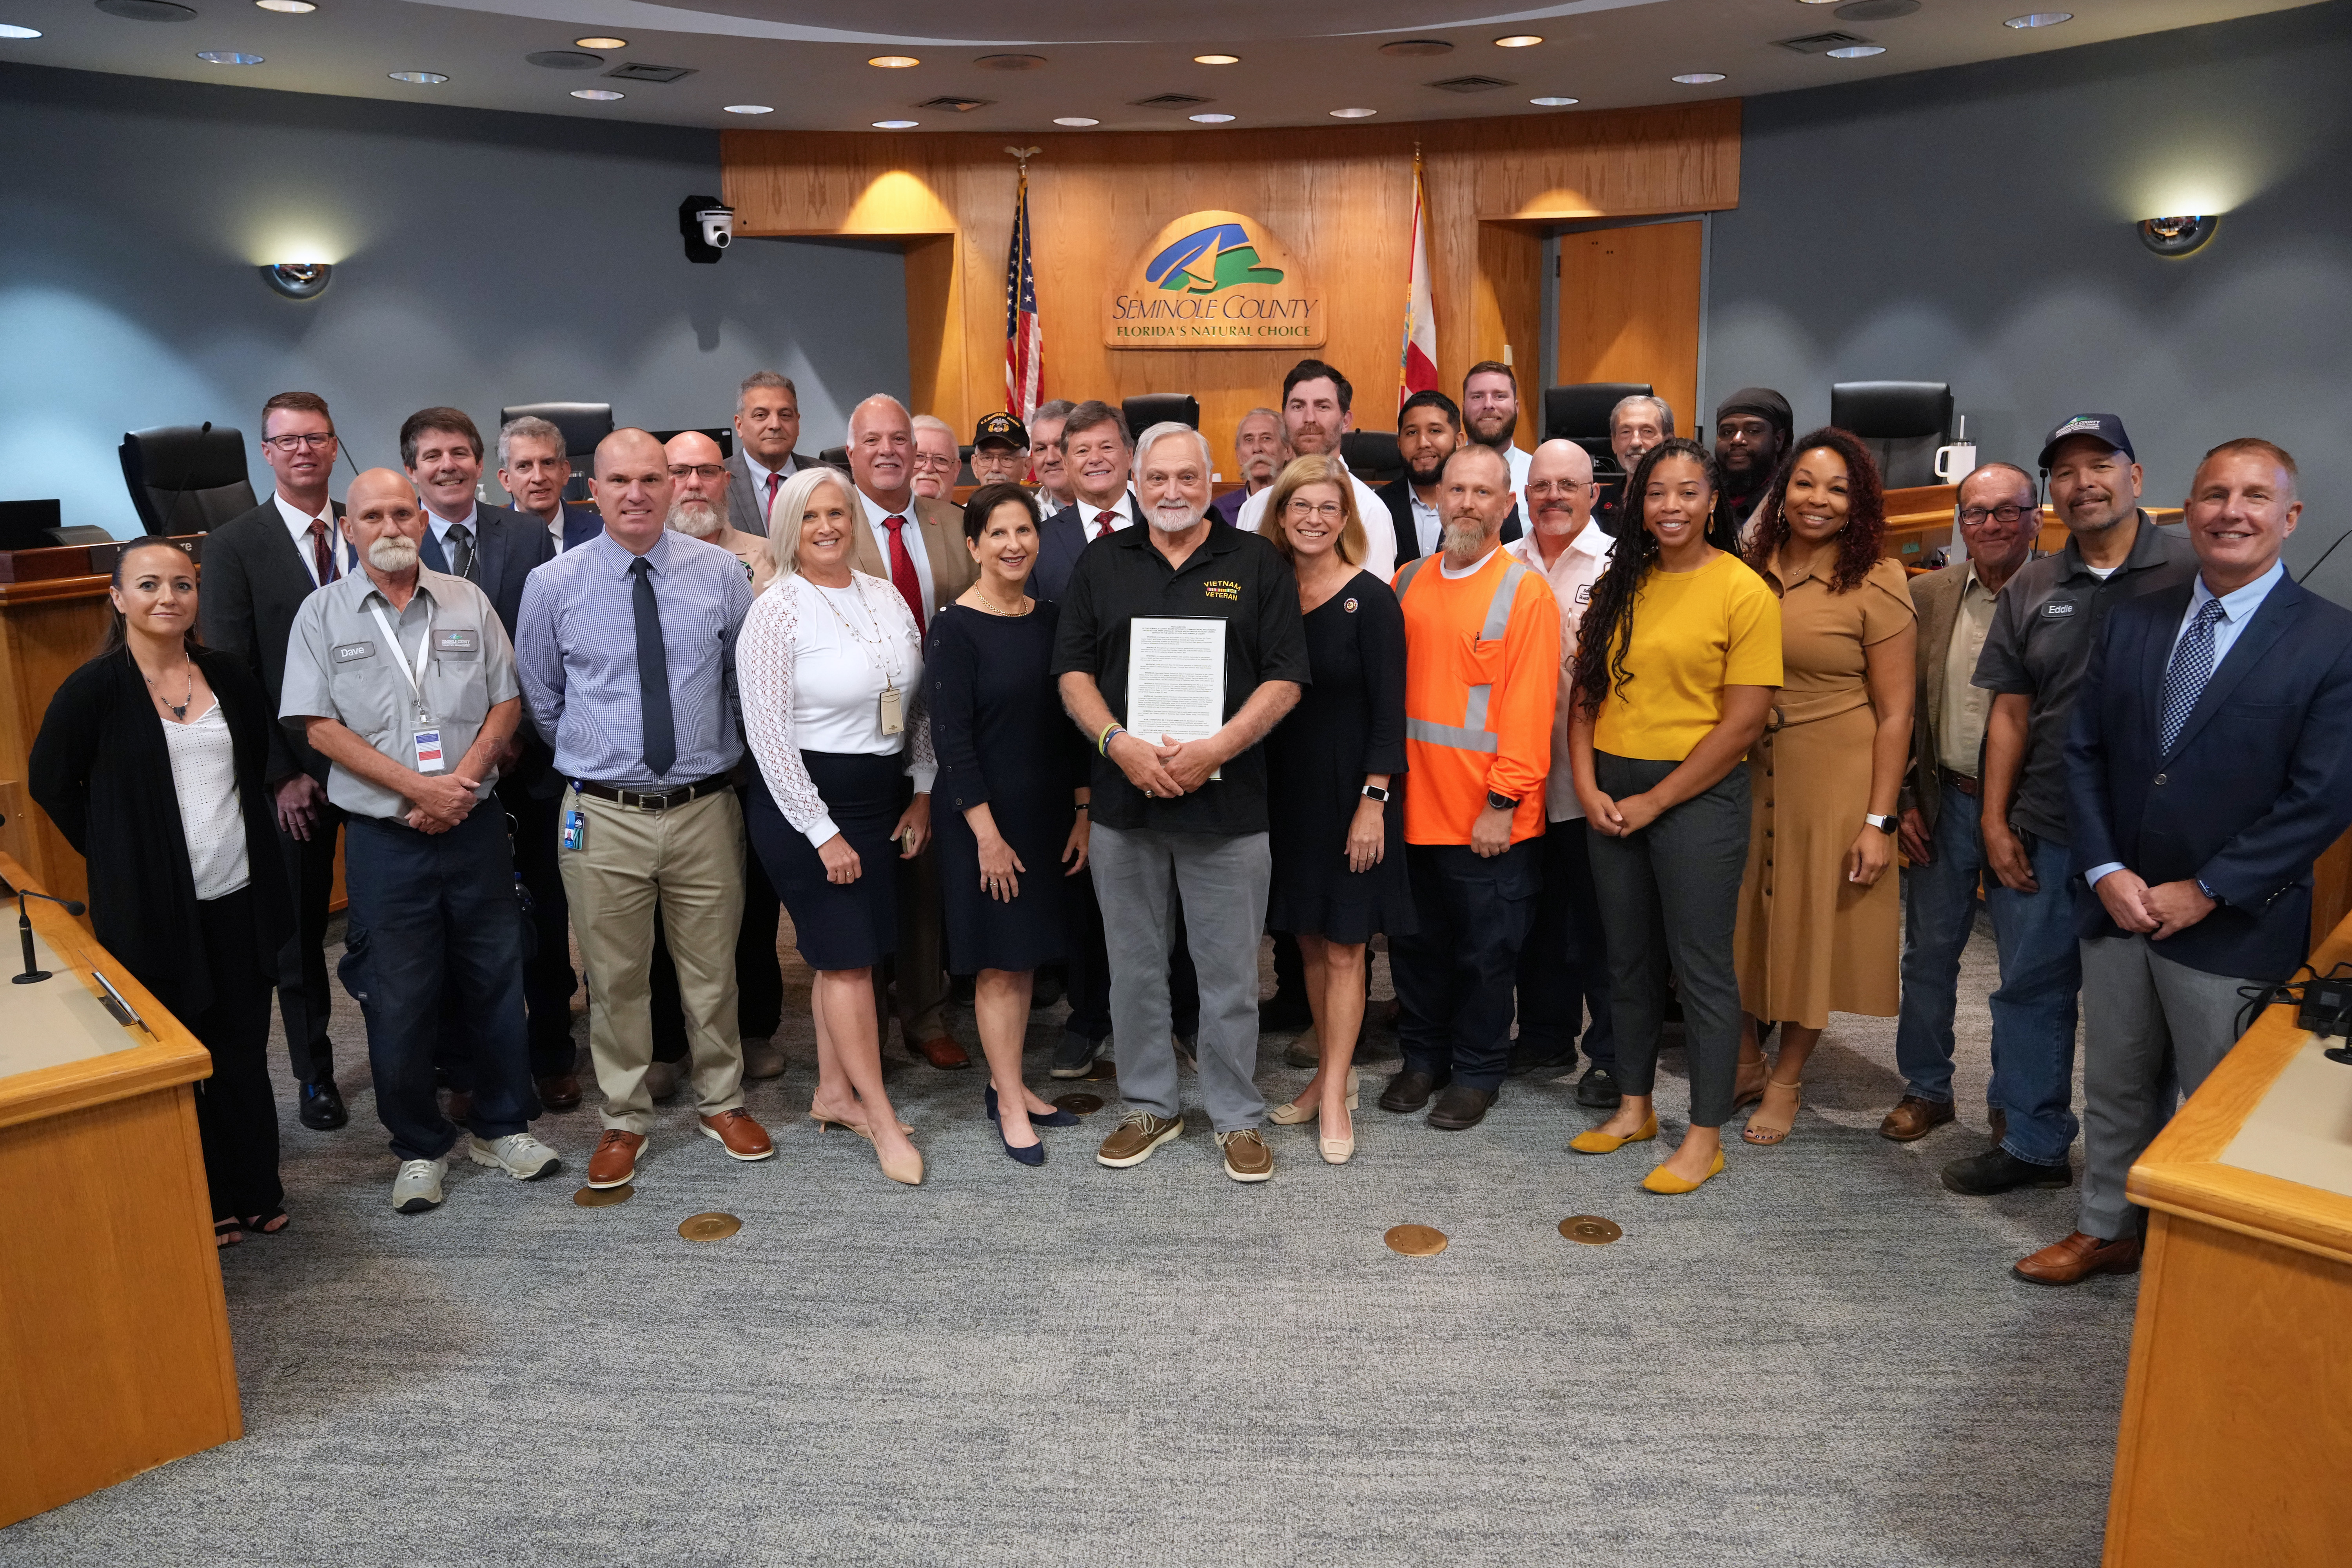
top-left (15, 888), bottom-right (89, 986)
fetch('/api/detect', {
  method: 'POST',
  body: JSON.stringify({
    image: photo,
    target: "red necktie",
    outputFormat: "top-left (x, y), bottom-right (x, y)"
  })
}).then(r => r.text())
top-left (1095, 510), bottom-right (1117, 540)
top-left (883, 515), bottom-right (926, 637)
top-left (308, 517), bottom-right (338, 584)
top-left (764, 470), bottom-right (781, 524)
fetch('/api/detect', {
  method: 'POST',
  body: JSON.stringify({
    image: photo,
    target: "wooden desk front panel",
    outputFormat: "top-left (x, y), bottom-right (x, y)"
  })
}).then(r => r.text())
top-left (0, 577), bottom-right (115, 906)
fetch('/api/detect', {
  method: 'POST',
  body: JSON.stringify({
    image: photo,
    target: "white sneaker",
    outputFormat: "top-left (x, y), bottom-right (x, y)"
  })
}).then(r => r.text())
top-left (468, 1132), bottom-right (562, 1181)
top-left (392, 1156), bottom-right (448, 1214)
top-left (644, 1058), bottom-right (682, 1102)
top-left (741, 1039), bottom-right (787, 1081)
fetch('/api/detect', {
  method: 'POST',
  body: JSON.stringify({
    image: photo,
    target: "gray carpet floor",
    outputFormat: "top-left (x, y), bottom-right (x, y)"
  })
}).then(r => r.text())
top-left (7, 915), bottom-right (2129, 1568)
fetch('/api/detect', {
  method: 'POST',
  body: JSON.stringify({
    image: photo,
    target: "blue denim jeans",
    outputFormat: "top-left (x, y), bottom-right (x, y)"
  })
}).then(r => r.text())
top-left (1893, 779), bottom-right (1984, 1104)
top-left (1982, 828), bottom-right (2082, 1167)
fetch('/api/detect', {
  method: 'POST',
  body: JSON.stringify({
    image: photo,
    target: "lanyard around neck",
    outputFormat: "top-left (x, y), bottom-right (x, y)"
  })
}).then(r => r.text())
top-left (367, 595), bottom-right (434, 720)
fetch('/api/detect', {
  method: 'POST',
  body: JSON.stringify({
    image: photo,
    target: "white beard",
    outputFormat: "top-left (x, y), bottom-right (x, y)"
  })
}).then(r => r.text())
top-left (668, 500), bottom-right (724, 541)
top-left (367, 535), bottom-right (419, 572)
top-left (1147, 499), bottom-right (1205, 535)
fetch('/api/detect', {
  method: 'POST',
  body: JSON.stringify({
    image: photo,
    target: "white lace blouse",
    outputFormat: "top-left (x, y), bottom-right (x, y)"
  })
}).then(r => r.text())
top-left (160, 700), bottom-right (251, 902)
top-left (738, 570), bottom-right (937, 848)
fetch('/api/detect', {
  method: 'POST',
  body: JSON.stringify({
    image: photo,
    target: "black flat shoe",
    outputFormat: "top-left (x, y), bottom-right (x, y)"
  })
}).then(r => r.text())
top-left (299, 1081), bottom-right (348, 1131)
top-left (985, 1086), bottom-right (1079, 1128)
top-left (1940, 1145), bottom-right (2072, 1196)
top-left (1427, 1085), bottom-right (1495, 1130)
top-left (1379, 1069), bottom-right (1445, 1114)
top-left (1575, 1064), bottom-right (1622, 1109)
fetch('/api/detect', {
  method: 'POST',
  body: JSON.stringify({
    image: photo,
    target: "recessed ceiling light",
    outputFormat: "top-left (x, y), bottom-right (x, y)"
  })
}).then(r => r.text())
top-left (196, 51), bottom-right (264, 64)
top-left (1328, 106), bottom-right (1376, 118)
top-left (1672, 72), bottom-right (1727, 84)
top-left (2005, 11), bottom-right (2073, 26)
top-left (1189, 113), bottom-right (1235, 123)
top-left (1529, 96), bottom-right (1579, 107)
top-left (1494, 35), bottom-right (1543, 48)
top-left (389, 71), bottom-right (447, 84)
top-left (868, 54), bottom-right (919, 69)
top-left (872, 118), bottom-right (920, 129)
top-left (1827, 44), bottom-right (1886, 58)
top-left (1194, 54), bottom-right (1239, 65)
top-left (1054, 116), bottom-right (1099, 127)
top-left (572, 89), bottom-right (623, 101)
top-left (724, 104), bottom-right (773, 114)
top-left (254, 0), bottom-right (314, 12)
top-left (574, 36), bottom-right (626, 49)
top-left (0, 23), bottom-right (45, 37)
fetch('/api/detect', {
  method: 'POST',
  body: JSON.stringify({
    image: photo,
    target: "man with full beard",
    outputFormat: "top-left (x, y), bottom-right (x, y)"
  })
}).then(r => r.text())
top-left (1378, 389), bottom-right (1523, 565)
top-left (1714, 387), bottom-right (1794, 544)
top-left (1461, 359), bottom-right (1534, 516)
top-left (665, 430), bottom-right (773, 594)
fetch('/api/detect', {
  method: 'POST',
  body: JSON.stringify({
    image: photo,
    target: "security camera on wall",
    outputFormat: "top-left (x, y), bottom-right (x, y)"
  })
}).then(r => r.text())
top-left (680, 195), bottom-right (734, 263)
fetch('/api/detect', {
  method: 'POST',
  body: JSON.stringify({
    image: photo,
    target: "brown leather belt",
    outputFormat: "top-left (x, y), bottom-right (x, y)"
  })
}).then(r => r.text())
top-left (1944, 768), bottom-right (1980, 797)
top-left (572, 775), bottom-right (733, 811)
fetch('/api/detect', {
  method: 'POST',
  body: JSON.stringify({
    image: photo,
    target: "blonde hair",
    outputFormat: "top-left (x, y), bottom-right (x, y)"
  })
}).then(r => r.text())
top-left (1257, 454), bottom-right (1364, 566)
top-left (767, 466), bottom-right (859, 582)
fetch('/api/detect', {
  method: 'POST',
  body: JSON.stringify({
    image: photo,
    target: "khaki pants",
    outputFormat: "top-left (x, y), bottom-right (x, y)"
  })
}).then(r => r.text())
top-left (559, 785), bottom-right (747, 1133)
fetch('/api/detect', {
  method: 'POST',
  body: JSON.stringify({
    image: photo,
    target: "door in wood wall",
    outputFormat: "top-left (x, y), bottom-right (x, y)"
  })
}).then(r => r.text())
top-left (1555, 221), bottom-right (1703, 441)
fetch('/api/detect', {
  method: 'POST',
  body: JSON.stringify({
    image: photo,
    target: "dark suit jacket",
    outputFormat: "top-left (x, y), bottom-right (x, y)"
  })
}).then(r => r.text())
top-left (196, 497), bottom-right (354, 785)
top-left (418, 504), bottom-right (561, 795)
top-left (1377, 477), bottom-right (1522, 565)
top-left (726, 449), bottom-right (815, 539)
top-left (2065, 572), bottom-right (2352, 980)
top-left (1035, 491), bottom-right (1141, 604)
top-left (533, 501), bottom-right (603, 553)
top-left (28, 648), bottom-right (294, 1021)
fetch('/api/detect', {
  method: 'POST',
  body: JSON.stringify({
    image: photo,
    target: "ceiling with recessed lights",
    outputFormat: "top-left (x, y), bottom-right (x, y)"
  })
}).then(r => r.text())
top-left (0, 0), bottom-right (2324, 130)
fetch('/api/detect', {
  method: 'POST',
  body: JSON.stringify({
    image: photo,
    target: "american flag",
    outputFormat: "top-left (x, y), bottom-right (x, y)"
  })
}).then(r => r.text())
top-left (1004, 162), bottom-right (1042, 422)
top-left (1399, 153), bottom-right (1438, 406)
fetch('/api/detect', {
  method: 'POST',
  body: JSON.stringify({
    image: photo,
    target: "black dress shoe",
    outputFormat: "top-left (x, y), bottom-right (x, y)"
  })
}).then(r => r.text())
top-left (1427, 1085), bottom-right (1495, 1130)
top-left (1940, 1145), bottom-right (2071, 1196)
top-left (299, 1081), bottom-right (348, 1131)
top-left (1506, 1038), bottom-right (1576, 1079)
top-left (1379, 1069), bottom-right (1445, 1114)
top-left (1257, 994), bottom-right (1312, 1033)
top-left (1575, 1064), bottom-right (1622, 1109)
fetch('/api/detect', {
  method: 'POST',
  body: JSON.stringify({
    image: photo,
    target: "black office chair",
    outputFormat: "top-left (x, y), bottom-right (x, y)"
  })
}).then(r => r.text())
top-left (1543, 383), bottom-right (1654, 469)
top-left (1123, 393), bottom-right (1200, 435)
top-left (817, 446), bottom-right (852, 473)
top-left (1339, 430), bottom-right (1403, 486)
top-left (118, 424), bottom-right (256, 535)
top-left (502, 401), bottom-right (613, 501)
top-left (1829, 381), bottom-right (1953, 488)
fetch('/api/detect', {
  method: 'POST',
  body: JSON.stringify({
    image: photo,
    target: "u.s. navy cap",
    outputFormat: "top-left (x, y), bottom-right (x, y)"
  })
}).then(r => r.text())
top-left (972, 412), bottom-right (1027, 450)
top-left (2038, 413), bottom-right (2135, 470)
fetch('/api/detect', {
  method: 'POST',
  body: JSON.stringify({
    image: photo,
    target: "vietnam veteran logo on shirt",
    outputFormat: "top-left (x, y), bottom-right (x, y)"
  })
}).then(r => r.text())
top-left (1202, 579), bottom-right (1242, 603)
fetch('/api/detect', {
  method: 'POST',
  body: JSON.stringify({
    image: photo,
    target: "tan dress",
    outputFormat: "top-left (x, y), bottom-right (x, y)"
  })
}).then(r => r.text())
top-left (1734, 552), bottom-right (1915, 1028)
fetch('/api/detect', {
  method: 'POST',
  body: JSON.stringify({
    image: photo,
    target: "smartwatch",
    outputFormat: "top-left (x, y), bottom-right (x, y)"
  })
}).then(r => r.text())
top-left (1361, 784), bottom-right (1391, 803)
top-left (1865, 813), bottom-right (1898, 835)
top-left (1486, 791), bottom-right (1519, 812)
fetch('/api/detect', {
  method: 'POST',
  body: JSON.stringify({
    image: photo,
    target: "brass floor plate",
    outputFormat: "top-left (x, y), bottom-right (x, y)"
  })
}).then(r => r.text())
top-left (1559, 1215), bottom-right (1624, 1245)
top-left (677, 1211), bottom-right (743, 1242)
top-left (572, 1184), bottom-right (633, 1207)
top-left (1053, 1093), bottom-right (1104, 1115)
top-left (1385, 1223), bottom-right (1448, 1256)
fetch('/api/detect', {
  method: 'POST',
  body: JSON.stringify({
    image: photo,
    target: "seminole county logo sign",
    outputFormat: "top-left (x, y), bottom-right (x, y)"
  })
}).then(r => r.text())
top-left (1103, 210), bottom-right (1324, 349)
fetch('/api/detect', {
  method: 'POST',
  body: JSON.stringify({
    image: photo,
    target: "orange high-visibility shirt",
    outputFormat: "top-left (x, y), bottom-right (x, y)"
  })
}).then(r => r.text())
top-left (1394, 549), bottom-right (1561, 846)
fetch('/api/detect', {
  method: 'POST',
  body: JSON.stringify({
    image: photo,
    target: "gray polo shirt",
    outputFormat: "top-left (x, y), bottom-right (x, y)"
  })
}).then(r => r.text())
top-left (281, 565), bottom-right (521, 821)
top-left (1971, 514), bottom-right (2197, 844)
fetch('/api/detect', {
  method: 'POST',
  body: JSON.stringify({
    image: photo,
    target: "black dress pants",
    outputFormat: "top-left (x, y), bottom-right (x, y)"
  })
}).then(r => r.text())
top-left (503, 779), bottom-right (580, 1077)
top-left (1391, 840), bottom-right (1542, 1093)
top-left (1513, 817), bottom-right (1617, 1069)
top-left (190, 886), bottom-right (283, 1220)
top-left (273, 795), bottom-right (345, 1086)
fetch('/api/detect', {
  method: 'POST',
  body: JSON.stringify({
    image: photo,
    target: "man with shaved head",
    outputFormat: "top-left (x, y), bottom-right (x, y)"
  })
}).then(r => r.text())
top-left (517, 428), bottom-right (771, 1191)
top-left (281, 468), bottom-right (556, 1214)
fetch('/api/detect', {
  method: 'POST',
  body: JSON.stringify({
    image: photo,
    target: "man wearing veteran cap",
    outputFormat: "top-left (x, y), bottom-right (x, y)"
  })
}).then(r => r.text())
top-left (970, 412), bottom-right (1029, 487)
top-left (1942, 414), bottom-right (2195, 1200)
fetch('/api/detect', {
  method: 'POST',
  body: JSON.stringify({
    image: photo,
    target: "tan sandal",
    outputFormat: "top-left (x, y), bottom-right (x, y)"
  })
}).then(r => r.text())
top-left (1741, 1078), bottom-right (1804, 1146)
top-left (1732, 1054), bottom-right (1771, 1113)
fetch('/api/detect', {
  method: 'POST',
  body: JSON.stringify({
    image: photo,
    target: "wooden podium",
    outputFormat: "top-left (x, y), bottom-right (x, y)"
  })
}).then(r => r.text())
top-left (0, 851), bottom-right (240, 1528)
top-left (2105, 908), bottom-right (2352, 1564)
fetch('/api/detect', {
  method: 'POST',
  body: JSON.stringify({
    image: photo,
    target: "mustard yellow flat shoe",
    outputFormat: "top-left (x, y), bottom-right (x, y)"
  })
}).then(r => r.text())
top-left (1569, 1114), bottom-right (1658, 1155)
top-left (1642, 1147), bottom-right (1727, 1194)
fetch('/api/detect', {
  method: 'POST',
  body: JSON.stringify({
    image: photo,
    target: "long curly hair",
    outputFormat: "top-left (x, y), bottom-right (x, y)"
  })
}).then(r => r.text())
top-left (1571, 438), bottom-right (1728, 717)
top-left (1743, 426), bottom-right (1887, 592)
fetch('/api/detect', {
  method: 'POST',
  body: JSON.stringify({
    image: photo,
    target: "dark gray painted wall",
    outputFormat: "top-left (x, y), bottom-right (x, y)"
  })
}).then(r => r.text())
top-left (1708, 1), bottom-right (2352, 592)
top-left (0, 64), bottom-right (908, 537)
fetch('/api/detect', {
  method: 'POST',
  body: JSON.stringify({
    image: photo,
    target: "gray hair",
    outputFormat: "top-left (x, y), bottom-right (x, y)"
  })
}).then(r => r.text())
top-left (1610, 394), bottom-right (1675, 438)
top-left (738, 370), bottom-right (798, 412)
top-left (766, 466), bottom-right (859, 583)
top-left (1135, 421), bottom-right (1215, 479)
top-left (497, 415), bottom-right (568, 471)
top-left (911, 414), bottom-right (957, 445)
top-left (1031, 397), bottom-right (1076, 426)
top-left (1235, 407), bottom-right (1282, 443)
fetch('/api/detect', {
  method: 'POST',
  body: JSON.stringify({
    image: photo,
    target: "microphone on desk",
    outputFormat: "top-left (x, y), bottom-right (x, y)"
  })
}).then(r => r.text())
top-left (15, 888), bottom-right (88, 986)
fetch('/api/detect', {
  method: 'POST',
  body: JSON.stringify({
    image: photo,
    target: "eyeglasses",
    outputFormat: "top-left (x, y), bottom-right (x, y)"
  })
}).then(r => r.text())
top-left (263, 432), bottom-right (337, 451)
top-left (910, 453), bottom-right (960, 473)
top-left (1960, 503), bottom-right (2037, 526)
top-left (668, 464), bottom-right (728, 481)
top-left (1285, 500), bottom-right (1345, 521)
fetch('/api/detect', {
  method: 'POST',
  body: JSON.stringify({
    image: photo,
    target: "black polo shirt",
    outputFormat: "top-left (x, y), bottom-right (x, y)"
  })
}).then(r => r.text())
top-left (1972, 513), bottom-right (2198, 844)
top-left (1051, 518), bottom-right (1311, 835)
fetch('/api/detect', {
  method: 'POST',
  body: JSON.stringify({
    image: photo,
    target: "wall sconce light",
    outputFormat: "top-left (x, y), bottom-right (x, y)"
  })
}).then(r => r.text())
top-left (260, 261), bottom-right (332, 298)
top-left (2138, 215), bottom-right (2217, 257)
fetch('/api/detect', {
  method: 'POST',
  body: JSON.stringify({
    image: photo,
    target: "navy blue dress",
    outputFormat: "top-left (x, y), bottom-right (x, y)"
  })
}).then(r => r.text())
top-left (926, 603), bottom-right (1086, 974)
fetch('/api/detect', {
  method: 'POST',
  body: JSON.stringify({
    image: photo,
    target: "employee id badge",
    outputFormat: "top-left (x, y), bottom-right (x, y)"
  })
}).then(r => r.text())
top-left (561, 808), bottom-right (587, 853)
top-left (878, 682), bottom-right (905, 737)
top-left (412, 729), bottom-right (446, 774)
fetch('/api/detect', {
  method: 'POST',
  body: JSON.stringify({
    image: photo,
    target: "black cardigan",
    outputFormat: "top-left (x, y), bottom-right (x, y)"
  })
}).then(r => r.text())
top-left (28, 646), bottom-right (294, 1022)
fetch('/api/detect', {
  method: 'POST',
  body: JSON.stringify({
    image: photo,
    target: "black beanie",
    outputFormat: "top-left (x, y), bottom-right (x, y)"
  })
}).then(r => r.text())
top-left (1715, 387), bottom-right (1793, 436)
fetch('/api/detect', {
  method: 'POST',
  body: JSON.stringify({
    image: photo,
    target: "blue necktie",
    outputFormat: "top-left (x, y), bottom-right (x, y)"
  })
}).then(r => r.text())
top-left (2159, 598), bottom-right (2226, 754)
top-left (629, 557), bottom-right (676, 777)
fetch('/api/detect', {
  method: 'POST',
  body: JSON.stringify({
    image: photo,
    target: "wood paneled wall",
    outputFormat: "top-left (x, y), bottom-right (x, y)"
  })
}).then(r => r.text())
top-left (722, 104), bottom-right (1740, 461)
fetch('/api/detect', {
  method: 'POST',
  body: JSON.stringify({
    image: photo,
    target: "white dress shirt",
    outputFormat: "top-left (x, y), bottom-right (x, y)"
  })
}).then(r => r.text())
top-left (1507, 523), bottom-right (1616, 822)
top-left (272, 492), bottom-right (351, 587)
top-left (424, 503), bottom-right (477, 571)
top-left (1072, 491), bottom-right (1136, 535)
top-left (1235, 466), bottom-right (1397, 581)
top-left (856, 487), bottom-right (937, 616)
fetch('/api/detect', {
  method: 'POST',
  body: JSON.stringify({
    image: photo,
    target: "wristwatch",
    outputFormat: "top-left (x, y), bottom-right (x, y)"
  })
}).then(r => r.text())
top-left (1361, 784), bottom-right (1391, 802)
top-left (1865, 813), bottom-right (1898, 835)
top-left (1486, 791), bottom-right (1519, 812)
top-left (2196, 877), bottom-right (2221, 904)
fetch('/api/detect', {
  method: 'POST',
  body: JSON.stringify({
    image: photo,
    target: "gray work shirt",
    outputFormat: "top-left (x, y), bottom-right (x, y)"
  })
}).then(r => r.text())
top-left (1971, 514), bottom-right (2197, 844)
top-left (280, 565), bottom-right (521, 821)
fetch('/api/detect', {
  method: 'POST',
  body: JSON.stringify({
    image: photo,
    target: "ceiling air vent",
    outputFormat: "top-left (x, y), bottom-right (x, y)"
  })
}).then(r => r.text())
top-left (916, 96), bottom-right (994, 113)
top-left (1380, 39), bottom-right (1455, 58)
top-left (603, 62), bottom-right (697, 83)
top-left (1132, 93), bottom-right (1211, 109)
top-left (1426, 74), bottom-right (1514, 94)
top-left (1775, 31), bottom-right (1875, 54)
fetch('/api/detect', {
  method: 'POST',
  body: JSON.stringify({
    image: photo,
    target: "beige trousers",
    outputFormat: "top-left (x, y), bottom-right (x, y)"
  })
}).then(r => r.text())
top-left (559, 785), bottom-right (746, 1132)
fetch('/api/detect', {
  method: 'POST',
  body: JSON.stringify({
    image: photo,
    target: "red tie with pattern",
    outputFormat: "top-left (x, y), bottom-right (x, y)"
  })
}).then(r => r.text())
top-left (764, 471), bottom-right (781, 526)
top-left (307, 517), bottom-right (338, 584)
top-left (883, 515), bottom-right (926, 637)
top-left (1095, 510), bottom-right (1117, 540)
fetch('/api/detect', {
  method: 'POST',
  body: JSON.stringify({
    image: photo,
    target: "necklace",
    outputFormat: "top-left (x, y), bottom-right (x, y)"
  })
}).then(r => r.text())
top-left (964, 586), bottom-right (1032, 617)
top-left (143, 659), bottom-right (194, 721)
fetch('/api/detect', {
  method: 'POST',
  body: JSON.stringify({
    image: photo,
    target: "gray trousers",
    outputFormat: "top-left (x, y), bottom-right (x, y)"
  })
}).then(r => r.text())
top-left (2078, 933), bottom-right (2257, 1240)
top-left (1584, 752), bottom-right (1751, 1127)
top-left (1090, 824), bottom-right (1270, 1132)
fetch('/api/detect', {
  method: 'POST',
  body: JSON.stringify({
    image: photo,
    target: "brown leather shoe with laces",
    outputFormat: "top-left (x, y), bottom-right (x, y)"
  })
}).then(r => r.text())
top-left (587, 1130), bottom-right (644, 1189)
top-left (1879, 1095), bottom-right (1956, 1142)
top-left (699, 1109), bottom-right (776, 1161)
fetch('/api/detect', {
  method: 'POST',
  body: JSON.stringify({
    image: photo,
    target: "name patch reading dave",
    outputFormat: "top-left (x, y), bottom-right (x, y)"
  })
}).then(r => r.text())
top-left (1102, 210), bottom-right (1325, 350)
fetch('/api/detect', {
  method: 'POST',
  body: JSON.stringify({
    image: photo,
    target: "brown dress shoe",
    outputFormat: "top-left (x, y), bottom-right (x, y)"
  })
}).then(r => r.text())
top-left (2013, 1230), bottom-right (2143, 1287)
top-left (909, 1034), bottom-right (971, 1070)
top-left (537, 1073), bottom-right (582, 1111)
top-left (699, 1109), bottom-right (777, 1161)
top-left (587, 1129), bottom-right (644, 1189)
top-left (1879, 1095), bottom-right (1955, 1142)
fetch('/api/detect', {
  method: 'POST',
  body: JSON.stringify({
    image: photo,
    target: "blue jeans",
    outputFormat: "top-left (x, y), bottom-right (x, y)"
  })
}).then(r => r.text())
top-left (1893, 779), bottom-right (1984, 1103)
top-left (1982, 828), bottom-right (2081, 1167)
top-left (343, 805), bottom-right (536, 1163)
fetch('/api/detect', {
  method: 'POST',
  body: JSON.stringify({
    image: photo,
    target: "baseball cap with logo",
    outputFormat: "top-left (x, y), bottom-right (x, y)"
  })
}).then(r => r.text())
top-left (973, 412), bottom-right (1028, 451)
top-left (2038, 413), bottom-right (2136, 470)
